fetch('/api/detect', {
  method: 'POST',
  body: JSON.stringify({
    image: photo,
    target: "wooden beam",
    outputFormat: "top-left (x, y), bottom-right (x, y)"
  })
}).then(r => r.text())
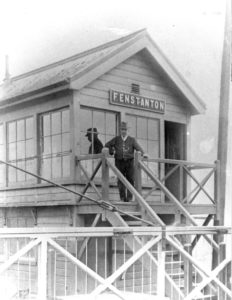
top-left (217, 0), bottom-right (231, 225)
top-left (38, 238), bottom-right (48, 300)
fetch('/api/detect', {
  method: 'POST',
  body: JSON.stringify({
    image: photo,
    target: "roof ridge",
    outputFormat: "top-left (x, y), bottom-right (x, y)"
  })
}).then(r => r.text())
top-left (6, 28), bottom-right (147, 83)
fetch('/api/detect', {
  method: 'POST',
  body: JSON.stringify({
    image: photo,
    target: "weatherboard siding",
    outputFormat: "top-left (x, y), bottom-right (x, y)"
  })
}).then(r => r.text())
top-left (80, 51), bottom-right (189, 123)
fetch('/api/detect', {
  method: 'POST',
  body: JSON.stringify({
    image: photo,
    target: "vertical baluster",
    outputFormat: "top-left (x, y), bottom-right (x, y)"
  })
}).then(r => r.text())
top-left (141, 237), bottom-right (144, 294)
top-left (157, 239), bottom-right (165, 298)
top-left (17, 238), bottom-right (20, 296)
top-left (104, 238), bottom-right (107, 279)
top-left (114, 238), bottom-right (117, 288)
top-left (64, 238), bottom-right (68, 296)
top-left (123, 238), bottom-right (126, 292)
top-left (28, 246), bottom-right (31, 298)
top-left (95, 238), bottom-right (98, 288)
top-left (54, 249), bottom-right (57, 299)
top-left (132, 238), bottom-right (135, 293)
top-left (75, 238), bottom-right (77, 294)
top-left (85, 240), bottom-right (88, 294)
top-left (149, 246), bottom-right (152, 294)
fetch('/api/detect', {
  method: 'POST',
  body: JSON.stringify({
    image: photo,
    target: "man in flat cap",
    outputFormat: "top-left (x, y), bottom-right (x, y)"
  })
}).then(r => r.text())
top-left (85, 128), bottom-right (103, 154)
top-left (105, 122), bottom-right (146, 202)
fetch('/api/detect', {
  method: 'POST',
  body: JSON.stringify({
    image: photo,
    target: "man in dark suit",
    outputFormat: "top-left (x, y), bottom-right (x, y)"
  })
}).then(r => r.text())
top-left (105, 122), bottom-right (146, 202)
top-left (85, 128), bottom-right (103, 154)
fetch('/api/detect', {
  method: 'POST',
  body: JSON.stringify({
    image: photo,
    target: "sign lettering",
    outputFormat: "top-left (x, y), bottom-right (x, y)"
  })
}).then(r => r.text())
top-left (109, 90), bottom-right (165, 113)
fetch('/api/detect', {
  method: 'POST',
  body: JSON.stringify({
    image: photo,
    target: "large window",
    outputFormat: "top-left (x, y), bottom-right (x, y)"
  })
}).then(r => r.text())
top-left (7, 117), bottom-right (35, 184)
top-left (127, 115), bottom-right (160, 177)
top-left (40, 108), bottom-right (71, 180)
top-left (80, 107), bottom-right (118, 154)
top-left (80, 107), bottom-right (118, 178)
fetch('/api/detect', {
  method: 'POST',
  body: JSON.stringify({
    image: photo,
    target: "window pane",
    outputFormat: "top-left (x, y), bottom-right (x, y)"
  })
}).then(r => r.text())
top-left (138, 139), bottom-right (147, 153)
top-left (80, 109), bottom-right (92, 133)
top-left (62, 133), bottom-right (70, 152)
top-left (8, 143), bottom-right (16, 161)
top-left (0, 165), bottom-right (4, 184)
top-left (80, 133), bottom-right (89, 155)
top-left (148, 119), bottom-right (159, 141)
top-left (0, 145), bottom-right (4, 160)
top-left (148, 141), bottom-right (159, 158)
top-left (52, 157), bottom-right (61, 178)
top-left (42, 114), bottom-right (50, 136)
top-left (8, 163), bottom-right (16, 182)
top-left (52, 135), bottom-right (61, 153)
top-left (137, 117), bottom-right (147, 139)
top-left (127, 116), bottom-right (136, 137)
top-left (26, 159), bottom-right (36, 181)
top-left (26, 118), bottom-right (33, 139)
top-left (106, 113), bottom-right (116, 135)
top-left (62, 110), bottom-right (70, 133)
top-left (43, 137), bottom-right (51, 155)
top-left (0, 124), bottom-right (3, 145)
top-left (17, 141), bottom-right (25, 159)
top-left (41, 158), bottom-right (51, 179)
top-left (17, 119), bottom-right (25, 141)
top-left (8, 122), bottom-right (16, 142)
top-left (93, 111), bottom-right (105, 135)
top-left (51, 111), bottom-right (61, 135)
top-left (17, 161), bottom-right (26, 182)
top-left (26, 139), bottom-right (34, 157)
top-left (62, 155), bottom-right (70, 177)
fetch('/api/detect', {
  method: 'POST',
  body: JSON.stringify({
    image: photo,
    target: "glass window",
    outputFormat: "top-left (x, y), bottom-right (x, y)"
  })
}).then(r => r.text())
top-left (127, 115), bottom-right (160, 179)
top-left (80, 107), bottom-right (118, 179)
top-left (7, 117), bottom-right (35, 184)
top-left (40, 108), bottom-right (70, 180)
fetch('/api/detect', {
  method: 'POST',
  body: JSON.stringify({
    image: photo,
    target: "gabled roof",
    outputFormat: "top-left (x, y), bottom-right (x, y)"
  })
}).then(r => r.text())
top-left (0, 29), bottom-right (206, 114)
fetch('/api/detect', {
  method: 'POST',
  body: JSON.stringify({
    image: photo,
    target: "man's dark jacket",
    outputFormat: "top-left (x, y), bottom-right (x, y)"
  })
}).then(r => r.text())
top-left (105, 136), bottom-right (144, 160)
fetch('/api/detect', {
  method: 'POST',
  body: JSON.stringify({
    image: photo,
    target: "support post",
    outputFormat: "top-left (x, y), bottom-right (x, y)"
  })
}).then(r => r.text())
top-left (38, 238), bottom-right (48, 300)
top-left (102, 148), bottom-right (110, 220)
top-left (219, 242), bottom-right (226, 300)
top-left (184, 243), bottom-right (193, 295)
top-left (134, 151), bottom-right (142, 194)
top-left (157, 238), bottom-right (166, 298)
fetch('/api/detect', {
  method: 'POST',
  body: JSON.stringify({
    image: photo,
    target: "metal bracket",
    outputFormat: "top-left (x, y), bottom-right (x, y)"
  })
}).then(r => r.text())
top-left (31, 208), bottom-right (37, 226)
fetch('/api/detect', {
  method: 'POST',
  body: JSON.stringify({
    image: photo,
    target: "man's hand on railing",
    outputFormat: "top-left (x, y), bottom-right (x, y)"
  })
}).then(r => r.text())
top-left (143, 153), bottom-right (149, 159)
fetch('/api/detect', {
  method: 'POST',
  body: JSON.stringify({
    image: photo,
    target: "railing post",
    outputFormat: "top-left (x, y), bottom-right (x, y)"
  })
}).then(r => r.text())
top-left (184, 243), bottom-right (193, 295)
top-left (38, 238), bottom-right (48, 300)
top-left (214, 160), bottom-right (221, 223)
top-left (102, 148), bottom-right (110, 220)
top-left (219, 241), bottom-right (226, 300)
top-left (134, 151), bottom-right (142, 194)
top-left (157, 237), bottom-right (166, 298)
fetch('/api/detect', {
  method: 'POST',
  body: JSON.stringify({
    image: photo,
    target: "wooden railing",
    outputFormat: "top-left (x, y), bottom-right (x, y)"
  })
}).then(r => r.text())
top-left (0, 226), bottom-right (231, 300)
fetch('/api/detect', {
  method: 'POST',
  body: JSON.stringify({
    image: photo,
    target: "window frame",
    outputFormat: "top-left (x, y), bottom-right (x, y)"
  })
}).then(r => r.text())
top-left (38, 106), bottom-right (72, 183)
top-left (6, 116), bottom-right (36, 187)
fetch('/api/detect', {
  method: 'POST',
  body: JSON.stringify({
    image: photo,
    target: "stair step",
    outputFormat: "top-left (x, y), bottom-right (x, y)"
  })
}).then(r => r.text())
top-left (192, 294), bottom-right (216, 300)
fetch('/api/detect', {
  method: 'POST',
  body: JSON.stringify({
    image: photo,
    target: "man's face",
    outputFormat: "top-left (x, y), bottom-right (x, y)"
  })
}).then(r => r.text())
top-left (121, 128), bottom-right (127, 138)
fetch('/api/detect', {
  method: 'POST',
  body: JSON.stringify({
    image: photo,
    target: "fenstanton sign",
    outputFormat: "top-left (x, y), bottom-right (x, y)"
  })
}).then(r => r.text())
top-left (109, 90), bottom-right (165, 114)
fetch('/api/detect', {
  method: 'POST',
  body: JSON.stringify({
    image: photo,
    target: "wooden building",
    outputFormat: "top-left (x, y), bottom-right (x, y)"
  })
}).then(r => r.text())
top-left (0, 29), bottom-right (225, 299)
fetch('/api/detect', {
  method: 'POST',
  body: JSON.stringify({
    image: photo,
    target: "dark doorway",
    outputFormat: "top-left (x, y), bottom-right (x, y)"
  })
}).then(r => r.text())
top-left (164, 121), bottom-right (186, 202)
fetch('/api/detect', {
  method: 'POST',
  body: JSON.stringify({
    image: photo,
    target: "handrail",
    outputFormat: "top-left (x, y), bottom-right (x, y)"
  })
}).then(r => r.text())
top-left (138, 160), bottom-right (219, 251)
top-left (142, 157), bottom-right (216, 168)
